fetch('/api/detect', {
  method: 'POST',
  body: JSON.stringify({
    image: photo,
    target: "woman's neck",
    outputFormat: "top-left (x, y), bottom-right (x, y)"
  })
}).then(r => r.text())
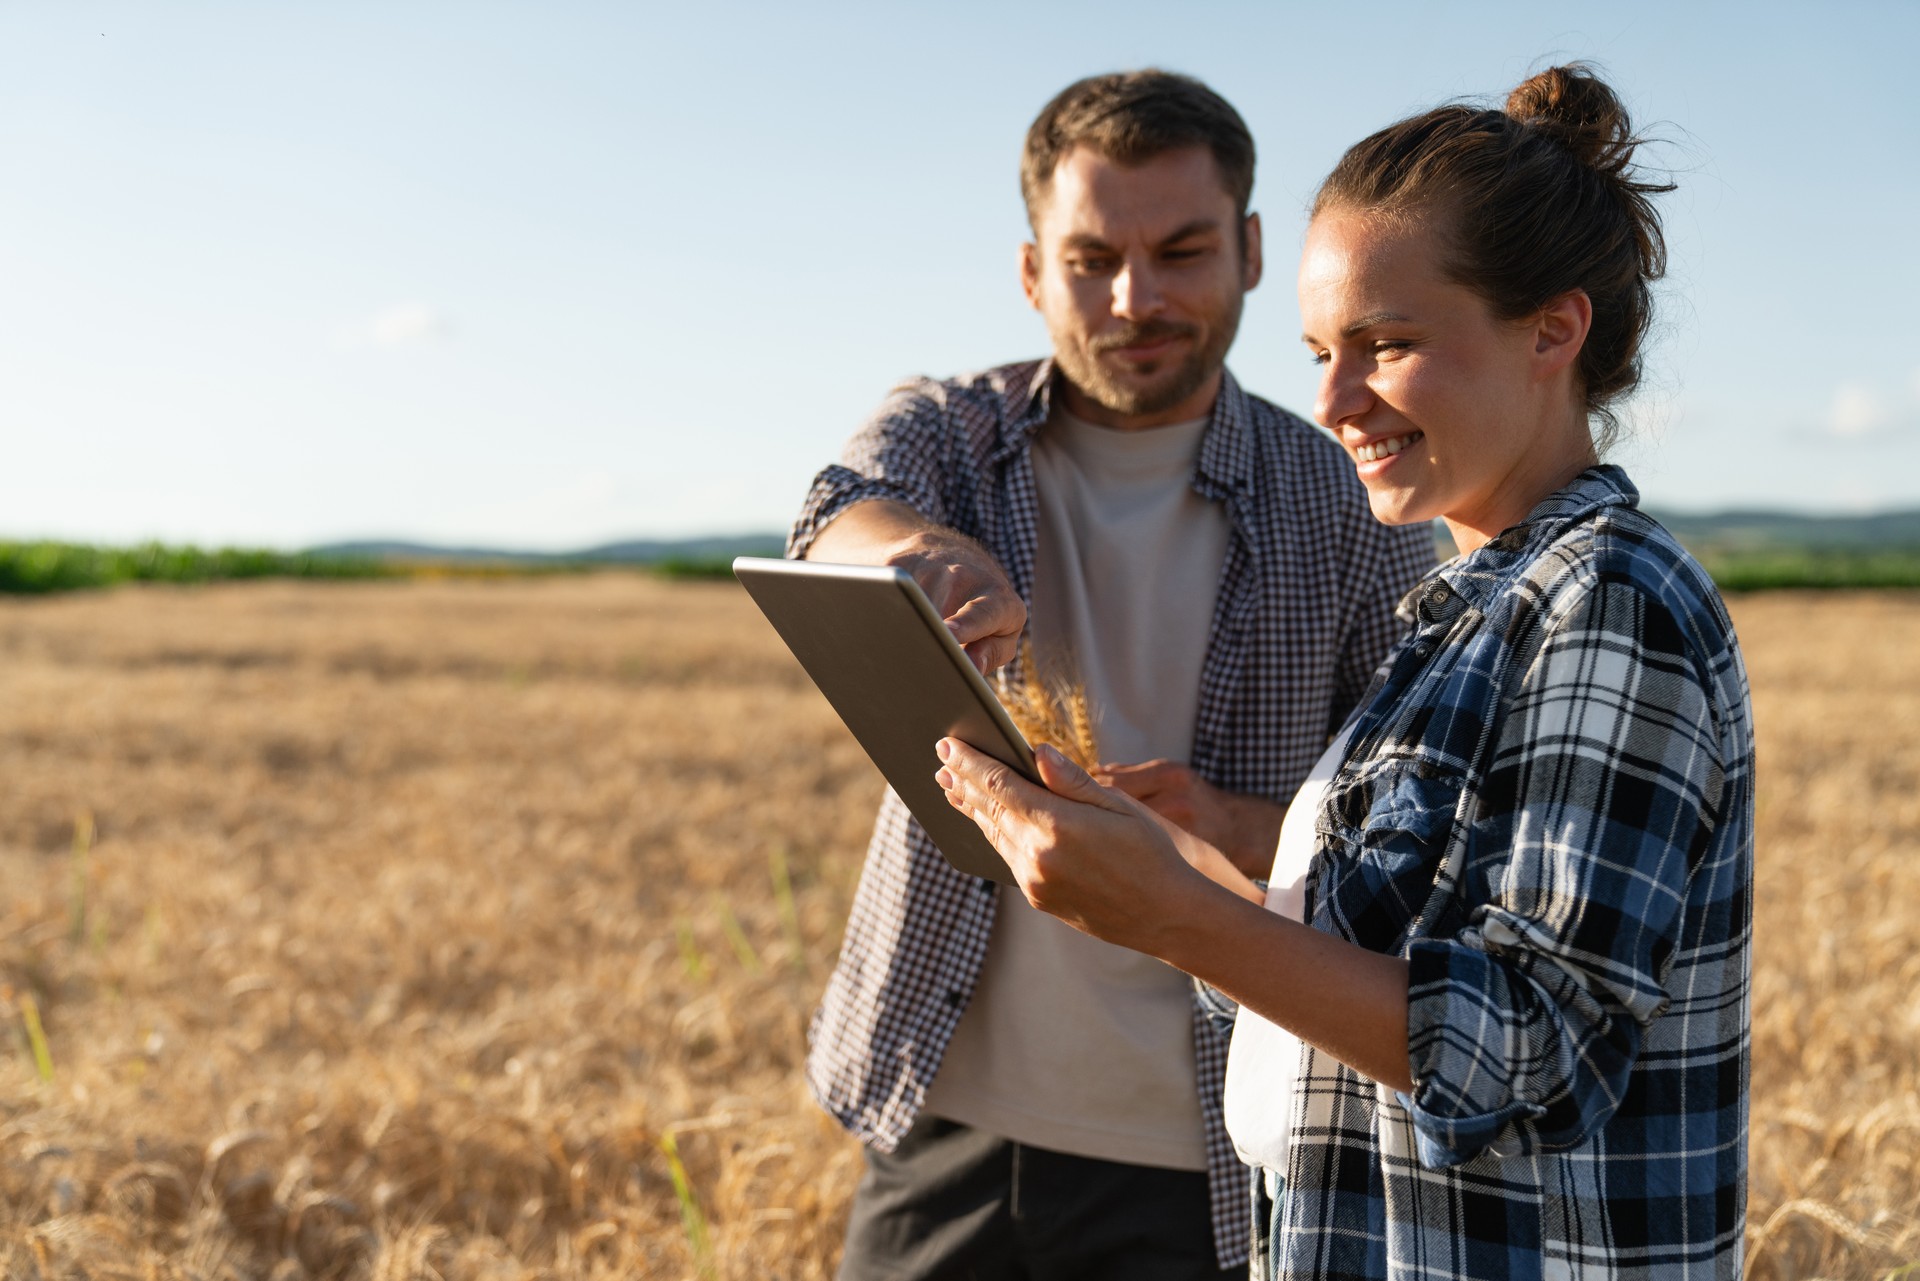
top-left (1444, 414), bottom-right (1598, 555)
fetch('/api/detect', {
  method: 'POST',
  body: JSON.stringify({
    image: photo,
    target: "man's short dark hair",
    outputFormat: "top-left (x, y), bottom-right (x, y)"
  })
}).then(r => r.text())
top-left (1020, 70), bottom-right (1256, 231)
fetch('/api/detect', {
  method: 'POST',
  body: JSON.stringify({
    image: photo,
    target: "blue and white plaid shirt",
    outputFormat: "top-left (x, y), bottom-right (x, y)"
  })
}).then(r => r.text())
top-left (788, 359), bottom-right (1436, 1267)
top-left (1258, 466), bottom-right (1753, 1280)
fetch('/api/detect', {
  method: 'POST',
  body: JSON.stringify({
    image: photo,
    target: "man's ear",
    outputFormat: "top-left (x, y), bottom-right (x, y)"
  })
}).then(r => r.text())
top-left (1241, 211), bottom-right (1263, 292)
top-left (1019, 241), bottom-right (1042, 310)
top-left (1533, 289), bottom-right (1592, 378)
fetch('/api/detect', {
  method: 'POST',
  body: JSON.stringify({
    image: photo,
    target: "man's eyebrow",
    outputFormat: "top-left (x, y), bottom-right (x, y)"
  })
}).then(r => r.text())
top-left (1158, 219), bottom-right (1223, 246)
top-left (1060, 231), bottom-right (1115, 251)
top-left (1300, 311), bottom-right (1414, 344)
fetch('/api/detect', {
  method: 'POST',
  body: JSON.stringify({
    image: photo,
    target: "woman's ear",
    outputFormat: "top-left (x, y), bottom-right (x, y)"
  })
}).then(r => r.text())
top-left (1532, 288), bottom-right (1593, 379)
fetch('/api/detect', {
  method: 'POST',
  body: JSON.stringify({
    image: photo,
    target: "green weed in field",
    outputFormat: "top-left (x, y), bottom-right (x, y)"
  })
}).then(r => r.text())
top-left (18, 994), bottom-right (54, 1085)
top-left (658, 1131), bottom-right (714, 1277)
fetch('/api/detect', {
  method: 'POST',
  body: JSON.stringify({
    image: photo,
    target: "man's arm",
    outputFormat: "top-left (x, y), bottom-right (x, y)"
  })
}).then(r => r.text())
top-left (806, 499), bottom-right (1026, 675)
top-left (787, 375), bottom-right (1029, 675)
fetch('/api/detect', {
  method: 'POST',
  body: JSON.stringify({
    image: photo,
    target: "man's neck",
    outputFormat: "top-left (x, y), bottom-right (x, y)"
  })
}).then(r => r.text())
top-left (1053, 368), bottom-right (1224, 432)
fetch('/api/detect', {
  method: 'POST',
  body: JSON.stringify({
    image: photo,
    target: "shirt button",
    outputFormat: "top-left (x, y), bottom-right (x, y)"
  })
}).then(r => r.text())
top-left (976, 878), bottom-right (996, 893)
top-left (946, 990), bottom-right (966, 1008)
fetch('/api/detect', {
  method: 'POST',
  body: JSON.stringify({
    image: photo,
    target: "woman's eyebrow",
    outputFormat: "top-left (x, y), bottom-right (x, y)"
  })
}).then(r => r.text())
top-left (1299, 311), bottom-right (1414, 346)
top-left (1339, 311), bottom-right (1412, 339)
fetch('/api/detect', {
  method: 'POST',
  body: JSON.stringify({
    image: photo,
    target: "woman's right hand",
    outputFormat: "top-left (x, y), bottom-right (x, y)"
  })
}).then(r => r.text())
top-left (936, 740), bottom-right (1260, 958)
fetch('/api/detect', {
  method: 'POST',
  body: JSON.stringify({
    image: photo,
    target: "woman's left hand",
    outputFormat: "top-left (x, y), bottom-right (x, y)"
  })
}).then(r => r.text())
top-left (936, 738), bottom-right (1210, 953)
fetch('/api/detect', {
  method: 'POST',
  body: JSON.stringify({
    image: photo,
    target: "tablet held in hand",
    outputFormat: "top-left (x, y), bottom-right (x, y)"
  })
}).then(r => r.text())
top-left (733, 556), bottom-right (1038, 884)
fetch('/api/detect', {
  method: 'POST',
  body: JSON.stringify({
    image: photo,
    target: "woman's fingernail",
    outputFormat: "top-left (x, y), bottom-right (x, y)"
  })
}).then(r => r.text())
top-left (935, 769), bottom-right (954, 791)
top-left (935, 739), bottom-right (952, 761)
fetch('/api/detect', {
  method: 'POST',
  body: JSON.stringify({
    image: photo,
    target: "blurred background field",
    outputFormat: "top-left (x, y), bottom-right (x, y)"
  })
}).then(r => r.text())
top-left (13, 509), bottom-right (1920, 593)
top-left (1, 575), bottom-right (1916, 1279)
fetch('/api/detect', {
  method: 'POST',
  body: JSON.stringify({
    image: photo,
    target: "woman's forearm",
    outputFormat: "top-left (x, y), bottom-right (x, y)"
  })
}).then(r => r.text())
top-left (1148, 873), bottom-right (1414, 1094)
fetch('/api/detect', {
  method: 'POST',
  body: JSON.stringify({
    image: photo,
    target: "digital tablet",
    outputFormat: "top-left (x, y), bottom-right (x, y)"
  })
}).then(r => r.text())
top-left (732, 556), bottom-right (1037, 884)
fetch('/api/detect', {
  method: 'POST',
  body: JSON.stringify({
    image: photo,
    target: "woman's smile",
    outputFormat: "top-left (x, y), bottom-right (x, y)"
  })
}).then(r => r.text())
top-left (1353, 431), bottom-right (1423, 465)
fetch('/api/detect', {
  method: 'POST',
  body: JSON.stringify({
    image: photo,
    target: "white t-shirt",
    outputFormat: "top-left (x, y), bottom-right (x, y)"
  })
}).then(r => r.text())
top-left (1221, 724), bottom-right (1355, 1172)
top-left (922, 404), bottom-right (1230, 1170)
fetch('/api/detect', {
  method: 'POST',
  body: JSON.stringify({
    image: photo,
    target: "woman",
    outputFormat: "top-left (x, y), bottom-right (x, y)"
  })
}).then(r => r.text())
top-left (934, 65), bottom-right (1753, 1281)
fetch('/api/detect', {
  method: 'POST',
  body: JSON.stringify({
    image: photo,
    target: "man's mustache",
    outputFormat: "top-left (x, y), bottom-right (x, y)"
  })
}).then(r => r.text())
top-left (1089, 321), bottom-right (1199, 354)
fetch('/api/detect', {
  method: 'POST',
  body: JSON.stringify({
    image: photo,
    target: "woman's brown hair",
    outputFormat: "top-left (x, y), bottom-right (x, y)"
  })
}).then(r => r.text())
top-left (1313, 64), bottom-right (1672, 450)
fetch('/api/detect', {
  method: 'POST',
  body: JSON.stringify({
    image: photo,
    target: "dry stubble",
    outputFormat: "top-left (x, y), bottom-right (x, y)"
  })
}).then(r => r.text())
top-left (0, 578), bottom-right (1915, 1278)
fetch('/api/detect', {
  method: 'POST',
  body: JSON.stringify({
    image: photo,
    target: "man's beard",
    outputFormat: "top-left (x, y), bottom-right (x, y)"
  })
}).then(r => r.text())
top-left (1055, 300), bottom-right (1241, 419)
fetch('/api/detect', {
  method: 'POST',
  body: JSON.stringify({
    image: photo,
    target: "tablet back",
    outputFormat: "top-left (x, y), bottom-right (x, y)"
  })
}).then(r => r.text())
top-left (732, 557), bottom-right (1035, 885)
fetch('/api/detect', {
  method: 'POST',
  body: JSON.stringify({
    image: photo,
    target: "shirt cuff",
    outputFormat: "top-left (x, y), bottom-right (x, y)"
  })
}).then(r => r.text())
top-left (1399, 936), bottom-right (1549, 1169)
top-left (786, 469), bottom-right (932, 560)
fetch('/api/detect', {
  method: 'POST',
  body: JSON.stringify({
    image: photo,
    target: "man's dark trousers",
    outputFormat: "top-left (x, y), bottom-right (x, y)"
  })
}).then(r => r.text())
top-left (837, 1115), bottom-right (1242, 1280)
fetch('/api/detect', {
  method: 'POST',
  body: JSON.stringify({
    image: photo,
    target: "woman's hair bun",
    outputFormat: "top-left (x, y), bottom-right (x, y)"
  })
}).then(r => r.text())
top-left (1312, 60), bottom-right (1673, 449)
top-left (1505, 63), bottom-right (1638, 176)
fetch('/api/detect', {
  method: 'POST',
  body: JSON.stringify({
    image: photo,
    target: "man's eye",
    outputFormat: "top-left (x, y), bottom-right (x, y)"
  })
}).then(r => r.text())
top-left (1068, 258), bottom-right (1114, 275)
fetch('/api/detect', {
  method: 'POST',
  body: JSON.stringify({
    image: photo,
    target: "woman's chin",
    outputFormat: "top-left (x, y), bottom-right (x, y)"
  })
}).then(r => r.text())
top-left (1363, 487), bottom-right (1438, 530)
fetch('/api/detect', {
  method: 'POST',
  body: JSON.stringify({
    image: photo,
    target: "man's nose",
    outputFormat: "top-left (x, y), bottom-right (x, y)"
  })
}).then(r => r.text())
top-left (1111, 260), bottom-right (1165, 320)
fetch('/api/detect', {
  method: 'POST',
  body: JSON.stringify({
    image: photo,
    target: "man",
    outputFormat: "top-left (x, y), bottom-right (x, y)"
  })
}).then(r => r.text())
top-left (788, 70), bottom-right (1435, 1277)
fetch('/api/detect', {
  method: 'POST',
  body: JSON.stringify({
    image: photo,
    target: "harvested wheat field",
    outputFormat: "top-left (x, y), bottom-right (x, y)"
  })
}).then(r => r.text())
top-left (0, 575), bottom-right (1915, 1279)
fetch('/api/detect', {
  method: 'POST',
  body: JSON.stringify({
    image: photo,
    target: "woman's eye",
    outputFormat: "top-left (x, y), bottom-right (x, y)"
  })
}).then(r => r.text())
top-left (1308, 350), bottom-right (1330, 367)
top-left (1372, 340), bottom-right (1413, 356)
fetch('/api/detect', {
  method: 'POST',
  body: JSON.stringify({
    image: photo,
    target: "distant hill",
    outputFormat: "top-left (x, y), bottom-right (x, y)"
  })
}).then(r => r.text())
top-left (1646, 508), bottom-right (1920, 552)
top-left (313, 508), bottom-right (1920, 570)
top-left (309, 533), bottom-right (787, 565)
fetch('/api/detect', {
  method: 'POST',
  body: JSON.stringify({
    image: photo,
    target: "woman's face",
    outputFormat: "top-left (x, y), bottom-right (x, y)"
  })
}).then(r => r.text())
top-left (1297, 209), bottom-right (1591, 551)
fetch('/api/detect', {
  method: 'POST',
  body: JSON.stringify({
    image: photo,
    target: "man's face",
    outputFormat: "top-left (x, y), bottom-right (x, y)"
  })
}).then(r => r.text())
top-left (1022, 144), bottom-right (1261, 430)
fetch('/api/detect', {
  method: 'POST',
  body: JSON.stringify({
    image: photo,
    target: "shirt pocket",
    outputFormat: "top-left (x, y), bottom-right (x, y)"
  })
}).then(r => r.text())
top-left (1313, 762), bottom-right (1466, 952)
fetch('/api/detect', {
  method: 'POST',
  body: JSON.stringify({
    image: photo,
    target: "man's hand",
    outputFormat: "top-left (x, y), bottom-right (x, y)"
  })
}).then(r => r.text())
top-left (1095, 759), bottom-right (1286, 880)
top-left (806, 500), bottom-right (1025, 674)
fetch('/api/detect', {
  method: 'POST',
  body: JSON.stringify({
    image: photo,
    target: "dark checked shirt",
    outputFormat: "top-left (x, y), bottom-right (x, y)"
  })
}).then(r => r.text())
top-left (1256, 466), bottom-right (1753, 1281)
top-left (787, 359), bottom-right (1436, 1268)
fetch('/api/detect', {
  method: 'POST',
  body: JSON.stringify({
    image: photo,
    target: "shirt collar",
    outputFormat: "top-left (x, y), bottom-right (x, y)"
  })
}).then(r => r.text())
top-left (993, 358), bottom-right (1258, 500)
top-left (1397, 464), bottom-right (1641, 626)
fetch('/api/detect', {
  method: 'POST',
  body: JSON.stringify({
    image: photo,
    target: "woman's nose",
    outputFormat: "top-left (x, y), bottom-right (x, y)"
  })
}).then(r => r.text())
top-left (1315, 354), bottom-right (1371, 428)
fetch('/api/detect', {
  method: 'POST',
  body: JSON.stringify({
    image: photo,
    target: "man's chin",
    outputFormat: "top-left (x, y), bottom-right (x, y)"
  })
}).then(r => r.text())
top-left (1085, 370), bottom-right (1209, 419)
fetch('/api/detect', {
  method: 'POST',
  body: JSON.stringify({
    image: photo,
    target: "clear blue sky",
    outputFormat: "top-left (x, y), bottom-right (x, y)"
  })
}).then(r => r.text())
top-left (4, 1), bottom-right (1916, 549)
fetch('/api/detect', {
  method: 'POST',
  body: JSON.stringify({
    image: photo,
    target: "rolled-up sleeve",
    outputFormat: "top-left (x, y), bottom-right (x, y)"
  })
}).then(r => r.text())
top-left (1400, 573), bottom-right (1727, 1168)
top-left (786, 380), bottom-right (960, 559)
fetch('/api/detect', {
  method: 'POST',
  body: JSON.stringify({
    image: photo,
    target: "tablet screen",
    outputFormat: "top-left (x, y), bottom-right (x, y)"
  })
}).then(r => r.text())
top-left (733, 556), bottom-right (1035, 884)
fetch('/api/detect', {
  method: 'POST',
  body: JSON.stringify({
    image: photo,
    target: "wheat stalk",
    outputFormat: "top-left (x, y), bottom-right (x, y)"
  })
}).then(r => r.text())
top-left (992, 640), bottom-right (1101, 771)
